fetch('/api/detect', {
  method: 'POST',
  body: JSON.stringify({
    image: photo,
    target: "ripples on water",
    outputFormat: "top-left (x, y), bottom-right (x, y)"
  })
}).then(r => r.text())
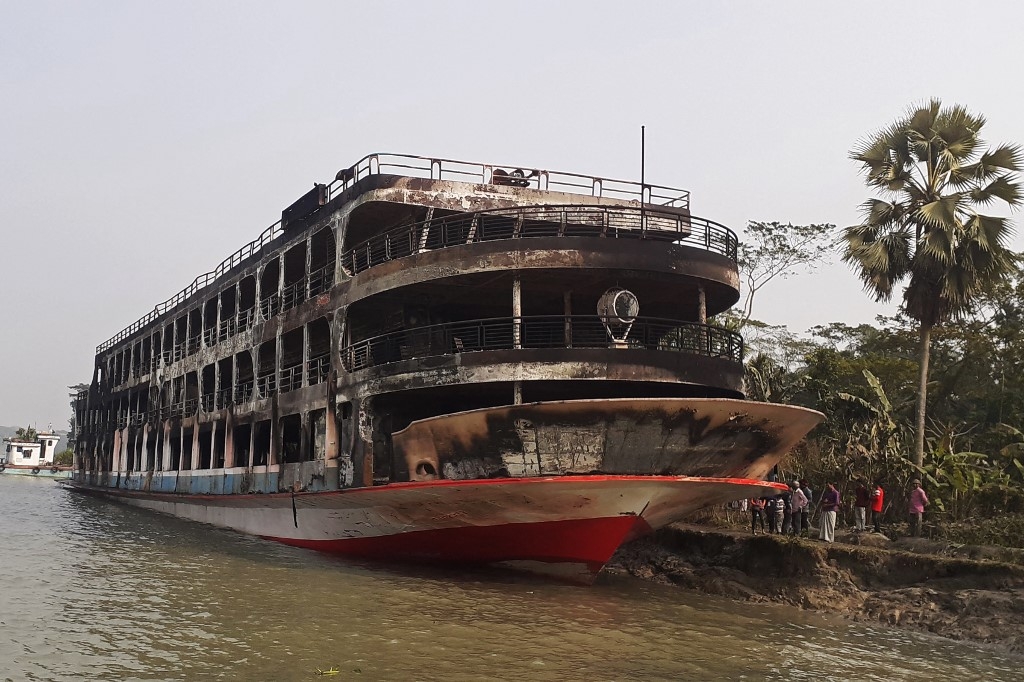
top-left (0, 476), bottom-right (1018, 681)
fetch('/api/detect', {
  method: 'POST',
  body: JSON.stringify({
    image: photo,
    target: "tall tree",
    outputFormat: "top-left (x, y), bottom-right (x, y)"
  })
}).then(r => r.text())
top-left (735, 221), bottom-right (834, 329)
top-left (843, 100), bottom-right (1022, 467)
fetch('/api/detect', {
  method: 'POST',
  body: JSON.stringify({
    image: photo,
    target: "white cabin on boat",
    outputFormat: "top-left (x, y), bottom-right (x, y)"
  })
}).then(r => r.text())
top-left (2, 431), bottom-right (60, 466)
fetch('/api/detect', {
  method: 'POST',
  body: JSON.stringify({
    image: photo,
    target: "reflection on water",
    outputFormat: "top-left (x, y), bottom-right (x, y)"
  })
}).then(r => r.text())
top-left (0, 475), bottom-right (1018, 681)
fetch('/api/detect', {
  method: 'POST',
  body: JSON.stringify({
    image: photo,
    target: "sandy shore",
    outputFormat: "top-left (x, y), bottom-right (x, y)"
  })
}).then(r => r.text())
top-left (607, 524), bottom-right (1024, 655)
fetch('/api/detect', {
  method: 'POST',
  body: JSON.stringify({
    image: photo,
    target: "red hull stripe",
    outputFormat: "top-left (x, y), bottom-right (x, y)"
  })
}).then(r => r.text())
top-left (262, 515), bottom-right (652, 569)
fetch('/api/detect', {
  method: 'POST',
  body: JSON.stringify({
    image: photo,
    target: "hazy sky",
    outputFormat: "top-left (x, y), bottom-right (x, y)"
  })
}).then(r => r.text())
top-left (3, 1), bottom-right (1024, 428)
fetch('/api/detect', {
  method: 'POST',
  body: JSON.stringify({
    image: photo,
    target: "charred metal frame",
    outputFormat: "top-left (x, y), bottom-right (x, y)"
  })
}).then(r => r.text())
top-left (73, 152), bottom-right (742, 494)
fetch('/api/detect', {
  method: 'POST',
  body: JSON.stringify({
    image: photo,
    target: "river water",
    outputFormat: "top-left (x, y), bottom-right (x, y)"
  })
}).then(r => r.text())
top-left (0, 475), bottom-right (1018, 681)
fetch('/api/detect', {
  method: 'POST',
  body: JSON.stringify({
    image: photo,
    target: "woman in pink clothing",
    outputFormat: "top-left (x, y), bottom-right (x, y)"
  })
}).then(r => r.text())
top-left (908, 479), bottom-right (929, 537)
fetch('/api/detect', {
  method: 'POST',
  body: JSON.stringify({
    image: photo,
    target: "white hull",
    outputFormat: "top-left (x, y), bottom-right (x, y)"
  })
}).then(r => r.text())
top-left (68, 475), bottom-right (786, 581)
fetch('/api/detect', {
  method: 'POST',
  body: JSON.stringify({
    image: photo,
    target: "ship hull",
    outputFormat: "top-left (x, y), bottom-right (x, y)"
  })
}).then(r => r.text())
top-left (65, 475), bottom-right (786, 581)
top-left (0, 464), bottom-right (72, 479)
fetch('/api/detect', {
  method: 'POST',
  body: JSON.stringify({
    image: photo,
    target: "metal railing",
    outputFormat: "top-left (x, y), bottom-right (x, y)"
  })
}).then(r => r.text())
top-left (235, 380), bottom-right (254, 404)
top-left (308, 354), bottom-right (330, 385)
top-left (97, 152), bottom-right (691, 354)
top-left (258, 294), bottom-right (280, 321)
top-left (97, 220), bottom-right (287, 353)
top-left (256, 374), bottom-right (276, 400)
top-left (340, 315), bottom-right (743, 372)
top-left (341, 205), bottom-right (736, 276)
top-left (217, 316), bottom-right (236, 343)
top-left (307, 264), bottom-right (334, 299)
top-left (237, 307), bottom-right (255, 333)
top-left (280, 280), bottom-right (306, 313)
top-left (279, 364), bottom-right (303, 393)
top-left (327, 153), bottom-right (690, 209)
top-left (158, 398), bottom-right (201, 420)
top-left (215, 387), bottom-right (233, 410)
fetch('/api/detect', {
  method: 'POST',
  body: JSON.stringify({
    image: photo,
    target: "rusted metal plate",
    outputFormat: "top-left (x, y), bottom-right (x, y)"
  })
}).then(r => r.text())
top-left (393, 398), bottom-right (823, 482)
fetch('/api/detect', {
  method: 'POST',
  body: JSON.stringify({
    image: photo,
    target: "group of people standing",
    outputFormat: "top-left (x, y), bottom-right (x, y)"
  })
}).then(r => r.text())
top-left (749, 480), bottom-right (813, 537)
top-left (853, 479), bottom-right (887, 533)
top-left (750, 478), bottom-right (930, 543)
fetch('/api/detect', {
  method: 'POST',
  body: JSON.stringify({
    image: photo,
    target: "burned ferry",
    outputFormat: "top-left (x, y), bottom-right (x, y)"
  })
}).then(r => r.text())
top-left (70, 153), bottom-right (822, 581)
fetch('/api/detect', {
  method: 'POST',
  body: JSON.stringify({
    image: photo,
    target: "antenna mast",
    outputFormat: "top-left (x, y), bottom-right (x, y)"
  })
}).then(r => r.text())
top-left (640, 125), bottom-right (646, 235)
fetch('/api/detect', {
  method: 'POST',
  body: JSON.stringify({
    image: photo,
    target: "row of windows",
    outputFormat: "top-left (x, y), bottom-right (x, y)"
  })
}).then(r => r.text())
top-left (103, 226), bottom-right (337, 387)
top-left (81, 407), bottom-right (351, 473)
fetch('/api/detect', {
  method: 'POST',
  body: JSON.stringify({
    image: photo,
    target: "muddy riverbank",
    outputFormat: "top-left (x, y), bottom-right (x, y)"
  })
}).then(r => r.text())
top-left (608, 525), bottom-right (1024, 655)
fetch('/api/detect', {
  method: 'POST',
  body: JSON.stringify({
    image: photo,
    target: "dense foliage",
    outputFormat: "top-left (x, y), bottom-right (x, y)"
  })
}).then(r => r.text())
top-left (13, 426), bottom-right (38, 442)
top-left (728, 103), bottom-right (1024, 546)
top-left (752, 257), bottom-right (1024, 539)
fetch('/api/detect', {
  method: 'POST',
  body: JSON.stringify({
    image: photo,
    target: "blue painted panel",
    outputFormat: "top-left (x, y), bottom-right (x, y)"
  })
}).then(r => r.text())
top-left (88, 467), bottom-right (327, 496)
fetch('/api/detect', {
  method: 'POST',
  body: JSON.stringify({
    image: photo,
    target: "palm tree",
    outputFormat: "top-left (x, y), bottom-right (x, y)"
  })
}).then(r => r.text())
top-left (842, 100), bottom-right (1022, 468)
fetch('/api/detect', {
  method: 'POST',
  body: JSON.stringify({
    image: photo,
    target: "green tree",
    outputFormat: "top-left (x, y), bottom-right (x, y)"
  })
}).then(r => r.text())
top-left (734, 220), bottom-right (834, 330)
top-left (67, 382), bottom-right (89, 454)
top-left (719, 220), bottom-right (832, 402)
top-left (842, 100), bottom-right (1023, 468)
top-left (973, 259), bottom-right (1024, 430)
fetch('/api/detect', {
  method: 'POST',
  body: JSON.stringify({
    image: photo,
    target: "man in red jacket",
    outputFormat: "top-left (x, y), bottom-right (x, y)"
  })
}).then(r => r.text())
top-left (870, 480), bottom-right (885, 533)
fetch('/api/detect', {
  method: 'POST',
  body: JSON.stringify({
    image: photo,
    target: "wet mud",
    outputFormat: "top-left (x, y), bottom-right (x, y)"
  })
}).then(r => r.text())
top-left (608, 524), bottom-right (1024, 655)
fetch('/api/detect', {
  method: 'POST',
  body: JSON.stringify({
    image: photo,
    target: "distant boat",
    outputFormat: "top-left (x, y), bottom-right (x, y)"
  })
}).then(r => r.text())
top-left (2, 431), bottom-right (72, 478)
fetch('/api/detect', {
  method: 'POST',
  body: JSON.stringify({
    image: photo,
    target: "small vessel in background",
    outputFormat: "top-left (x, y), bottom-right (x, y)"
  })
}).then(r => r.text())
top-left (2, 428), bottom-right (72, 479)
top-left (68, 153), bottom-right (823, 581)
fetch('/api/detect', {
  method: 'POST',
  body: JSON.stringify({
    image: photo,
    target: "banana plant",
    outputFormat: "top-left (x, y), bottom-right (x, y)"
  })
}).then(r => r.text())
top-left (996, 424), bottom-right (1024, 482)
top-left (836, 369), bottom-right (910, 479)
top-left (914, 423), bottom-right (1011, 517)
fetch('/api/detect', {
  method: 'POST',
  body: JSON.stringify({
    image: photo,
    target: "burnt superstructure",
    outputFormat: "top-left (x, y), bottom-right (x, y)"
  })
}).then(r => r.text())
top-left (69, 153), bottom-right (820, 580)
top-left (74, 154), bottom-right (750, 492)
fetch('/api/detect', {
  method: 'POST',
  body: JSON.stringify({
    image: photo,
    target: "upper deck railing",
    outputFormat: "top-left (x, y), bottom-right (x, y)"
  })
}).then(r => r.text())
top-left (341, 204), bottom-right (736, 276)
top-left (96, 219), bottom-right (287, 353)
top-left (96, 153), bottom-right (692, 354)
top-left (326, 153), bottom-right (690, 209)
top-left (340, 315), bottom-right (743, 372)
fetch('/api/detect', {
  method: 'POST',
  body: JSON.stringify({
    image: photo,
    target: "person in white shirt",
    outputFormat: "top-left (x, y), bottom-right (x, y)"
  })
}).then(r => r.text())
top-left (789, 481), bottom-right (808, 535)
